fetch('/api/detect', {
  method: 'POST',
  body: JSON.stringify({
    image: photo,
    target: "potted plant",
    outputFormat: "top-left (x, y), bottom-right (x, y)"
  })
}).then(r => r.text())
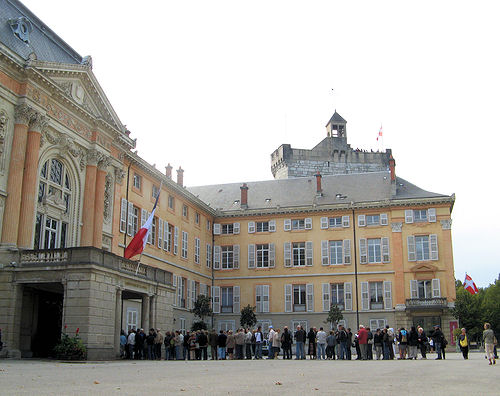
top-left (54, 326), bottom-right (87, 360)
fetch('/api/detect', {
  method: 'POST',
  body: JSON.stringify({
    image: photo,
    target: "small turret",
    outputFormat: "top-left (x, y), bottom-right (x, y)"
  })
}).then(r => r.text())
top-left (326, 110), bottom-right (347, 138)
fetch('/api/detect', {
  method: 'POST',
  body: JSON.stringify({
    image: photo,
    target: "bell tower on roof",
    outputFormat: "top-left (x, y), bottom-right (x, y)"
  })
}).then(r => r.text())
top-left (325, 110), bottom-right (347, 139)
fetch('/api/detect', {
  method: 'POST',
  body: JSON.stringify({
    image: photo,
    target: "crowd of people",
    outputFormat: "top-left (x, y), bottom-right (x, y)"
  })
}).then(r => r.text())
top-left (120, 322), bottom-right (497, 362)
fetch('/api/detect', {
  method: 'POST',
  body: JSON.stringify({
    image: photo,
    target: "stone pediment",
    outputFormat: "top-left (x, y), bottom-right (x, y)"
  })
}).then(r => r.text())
top-left (35, 63), bottom-right (123, 131)
top-left (409, 263), bottom-right (438, 273)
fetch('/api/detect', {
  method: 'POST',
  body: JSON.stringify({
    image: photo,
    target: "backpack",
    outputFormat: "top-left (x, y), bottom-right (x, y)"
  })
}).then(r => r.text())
top-left (400, 330), bottom-right (408, 343)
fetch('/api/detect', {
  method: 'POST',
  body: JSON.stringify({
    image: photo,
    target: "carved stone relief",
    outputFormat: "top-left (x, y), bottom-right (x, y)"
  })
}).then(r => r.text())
top-left (391, 222), bottom-right (403, 233)
top-left (0, 110), bottom-right (8, 172)
top-left (104, 173), bottom-right (113, 224)
top-left (440, 219), bottom-right (452, 230)
top-left (114, 167), bottom-right (125, 185)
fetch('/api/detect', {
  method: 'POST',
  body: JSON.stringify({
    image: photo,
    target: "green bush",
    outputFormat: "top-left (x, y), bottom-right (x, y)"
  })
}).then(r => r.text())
top-left (53, 328), bottom-right (86, 360)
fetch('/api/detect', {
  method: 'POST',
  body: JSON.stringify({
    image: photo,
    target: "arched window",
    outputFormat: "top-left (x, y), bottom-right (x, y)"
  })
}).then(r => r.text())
top-left (34, 158), bottom-right (73, 249)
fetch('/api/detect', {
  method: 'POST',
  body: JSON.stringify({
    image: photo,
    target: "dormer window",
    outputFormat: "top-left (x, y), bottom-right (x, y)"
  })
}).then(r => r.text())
top-left (9, 17), bottom-right (33, 44)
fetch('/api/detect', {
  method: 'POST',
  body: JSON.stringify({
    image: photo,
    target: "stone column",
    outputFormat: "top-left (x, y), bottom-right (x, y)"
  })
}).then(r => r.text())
top-left (92, 157), bottom-right (108, 248)
top-left (149, 295), bottom-right (155, 330)
top-left (141, 294), bottom-right (150, 331)
top-left (80, 150), bottom-right (100, 246)
top-left (114, 287), bottom-right (123, 357)
top-left (6, 282), bottom-right (23, 358)
top-left (17, 113), bottom-right (47, 248)
top-left (1, 105), bottom-right (33, 246)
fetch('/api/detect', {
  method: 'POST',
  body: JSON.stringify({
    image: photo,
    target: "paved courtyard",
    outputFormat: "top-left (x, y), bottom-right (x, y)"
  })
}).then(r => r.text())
top-left (0, 352), bottom-right (497, 395)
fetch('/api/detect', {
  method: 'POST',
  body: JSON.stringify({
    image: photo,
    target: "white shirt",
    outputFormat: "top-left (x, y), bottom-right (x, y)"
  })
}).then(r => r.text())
top-left (255, 332), bottom-right (262, 343)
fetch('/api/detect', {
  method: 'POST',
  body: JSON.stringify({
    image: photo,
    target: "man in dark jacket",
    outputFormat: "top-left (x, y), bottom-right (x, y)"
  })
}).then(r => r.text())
top-left (146, 328), bottom-right (156, 360)
top-left (281, 327), bottom-right (293, 359)
top-left (217, 330), bottom-right (227, 360)
top-left (346, 328), bottom-right (353, 360)
top-left (338, 325), bottom-right (348, 360)
top-left (208, 329), bottom-right (218, 360)
top-left (198, 330), bottom-right (208, 360)
top-left (408, 326), bottom-right (419, 360)
top-left (294, 326), bottom-right (306, 360)
top-left (135, 329), bottom-right (145, 360)
top-left (373, 328), bottom-right (384, 360)
top-left (432, 326), bottom-right (444, 360)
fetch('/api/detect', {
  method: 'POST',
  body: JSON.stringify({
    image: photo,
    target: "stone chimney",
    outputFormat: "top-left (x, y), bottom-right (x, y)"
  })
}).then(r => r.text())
top-left (389, 155), bottom-right (396, 182)
top-left (315, 172), bottom-right (322, 196)
top-left (176, 166), bottom-right (184, 187)
top-left (165, 163), bottom-right (172, 179)
top-left (240, 183), bottom-right (249, 209)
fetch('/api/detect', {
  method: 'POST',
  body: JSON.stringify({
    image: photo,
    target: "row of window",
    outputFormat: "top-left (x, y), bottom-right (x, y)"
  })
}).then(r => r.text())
top-left (206, 279), bottom-right (442, 314)
top-left (212, 235), bottom-right (439, 269)
top-left (214, 209), bottom-right (438, 236)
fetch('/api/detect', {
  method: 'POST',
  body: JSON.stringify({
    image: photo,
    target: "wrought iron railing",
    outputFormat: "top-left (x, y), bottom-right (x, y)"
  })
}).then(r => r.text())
top-left (406, 297), bottom-right (447, 308)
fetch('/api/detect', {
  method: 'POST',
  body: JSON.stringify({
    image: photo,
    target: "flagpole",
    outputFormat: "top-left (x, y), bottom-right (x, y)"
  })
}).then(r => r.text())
top-left (135, 252), bottom-right (144, 276)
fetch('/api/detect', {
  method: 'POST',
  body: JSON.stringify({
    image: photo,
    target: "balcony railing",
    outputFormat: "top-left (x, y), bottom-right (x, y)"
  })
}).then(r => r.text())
top-left (406, 298), bottom-right (447, 309)
top-left (14, 247), bottom-right (172, 286)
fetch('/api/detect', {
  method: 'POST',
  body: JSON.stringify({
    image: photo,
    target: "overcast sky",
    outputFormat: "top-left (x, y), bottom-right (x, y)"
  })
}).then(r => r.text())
top-left (22, 0), bottom-right (500, 286)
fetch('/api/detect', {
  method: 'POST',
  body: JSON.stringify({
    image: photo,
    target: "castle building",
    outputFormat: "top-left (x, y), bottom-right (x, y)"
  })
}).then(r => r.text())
top-left (0, 0), bottom-right (457, 360)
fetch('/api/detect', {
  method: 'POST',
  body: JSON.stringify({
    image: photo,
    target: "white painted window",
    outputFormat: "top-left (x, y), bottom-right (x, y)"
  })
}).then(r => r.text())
top-left (218, 320), bottom-right (236, 333)
top-left (211, 286), bottom-right (220, 313)
top-left (181, 231), bottom-right (188, 259)
top-left (126, 308), bottom-right (138, 331)
top-left (206, 243), bottom-right (211, 268)
top-left (369, 319), bottom-right (386, 330)
top-left (221, 286), bottom-right (234, 313)
top-left (194, 237), bottom-right (200, 264)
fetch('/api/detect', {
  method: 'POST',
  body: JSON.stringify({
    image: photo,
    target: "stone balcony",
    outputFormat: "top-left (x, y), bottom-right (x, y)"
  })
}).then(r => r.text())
top-left (405, 297), bottom-right (448, 310)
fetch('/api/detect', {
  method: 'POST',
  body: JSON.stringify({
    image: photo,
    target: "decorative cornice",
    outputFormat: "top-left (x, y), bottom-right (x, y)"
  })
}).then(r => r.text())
top-left (391, 222), bottom-right (403, 233)
top-left (114, 167), bottom-right (125, 185)
top-left (86, 149), bottom-right (100, 166)
top-left (14, 104), bottom-right (33, 125)
top-left (97, 155), bottom-right (111, 171)
top-left (28, 112), bottom-right (48, 133)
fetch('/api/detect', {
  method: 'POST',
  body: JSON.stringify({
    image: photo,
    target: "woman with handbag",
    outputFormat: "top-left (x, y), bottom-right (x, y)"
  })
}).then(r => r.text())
top-left (483, 323), bottom-right (497, 365)
top-left (458, 328), bottom-right (469, 359)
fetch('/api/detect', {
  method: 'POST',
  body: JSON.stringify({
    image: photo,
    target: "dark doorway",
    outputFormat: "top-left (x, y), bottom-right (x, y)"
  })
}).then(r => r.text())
top-left (21, 284), bottom-right (63, 358)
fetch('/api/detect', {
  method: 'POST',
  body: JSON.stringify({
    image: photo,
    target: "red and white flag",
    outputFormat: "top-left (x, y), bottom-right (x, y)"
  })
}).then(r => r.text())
top-left (376, 125), bottom-right (383, 141)
top-left (124, 186), bottom-right (161, 260)
top-left (464, 274), bottom-right (479, 295)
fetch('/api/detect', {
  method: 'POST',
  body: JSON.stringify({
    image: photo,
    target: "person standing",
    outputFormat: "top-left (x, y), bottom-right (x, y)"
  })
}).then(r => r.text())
top-left (234, 328), bottom-right (245, 360)
top-left (307, 328), bottom-right (317, 360)
top-left (208, 329), bottom-right (218, 360)
top-left (373, 329), bottom-right (383, 360)
top-left (338, 325), bottom-right (348, 360)
top-left (281, 327), bottom-right (293, 359)
top-left (226, 330), bottom-right (235, 360)
top-left (397, 327), bottom-right (408, 360)
top-left (432, 326), bottom-right (444, 360)
top-left (458, 328), bottom-right (469, 360)
top-left (155, 329), bottom-right (163, 360)
top-left (483, 323), bottom-right (496, 365)
top-left (127, 329), bottom-right (136, 359)
top-left (217, 330), bottom-right (227, 360)
top-left (326, 330), bottom-right (337, 360)
top-left (254, 326), bottom-right (264, 359)
top-left (294, 326), bottom-right (306, 360)
top-left (357, 326), bottom-right (368, 360)
top-left (244, 329), bottom-right (253, 359)
top-left (316, 327), bottom-right (327, 360)
top-left (146, 328), bottom-right (156, 360)
top-left (183, 331), bottom-right (190, 360)
top-left (120, 330), bottom-right (127, 359)
top-left (267, 326), bottom-right (276, 359)
top-left (174, 330), bottom-right (183, 360)
top-left (417, 327), bottom-right (428, 359)
top-left (366, 327), bottom-right (373, 360)
top-left (346, 328), bottom-right (353, 360)
top-left (408, 326), bottom-right (419, 360)
top-left (198, 330), bottom-right (208, 360)
top-left (272, 328), bottom-right (281, 359)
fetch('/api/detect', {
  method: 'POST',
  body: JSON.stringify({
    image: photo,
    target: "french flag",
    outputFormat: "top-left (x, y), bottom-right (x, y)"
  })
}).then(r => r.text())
top-left (124, 186), bottom-right (160, 260)
top-left (464, 273), bottom-right (479, 295)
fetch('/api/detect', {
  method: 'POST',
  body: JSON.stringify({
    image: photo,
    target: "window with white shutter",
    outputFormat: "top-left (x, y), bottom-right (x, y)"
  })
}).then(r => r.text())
top-left (186, 279), bottom-right (192, 309)
top-left (211, 286), bottom-right (220, 313)
top-left (306, 283), bottom-right (314, 312)
top-left (428, 208), bottom-right (436, 223)
top-left (342, 215), bottom-right (350, 228)
top-left (206, 244), bottom-right (211, 268)
top-left (407, 236), bottom-right (416, 261)
top-left (305, 218), bottom-right (313, 230)
top-left (194, 237), bottom-right (200, 264)
top-left (306, 241), bottom-right (313, 266)
top-left (343, 239), bottom-right (351, 264)
top-left (285, 284), bottom-right (292, 312)
top-left (383, 281), bottom-right (392, 309)
top-left (173, 226), bottom-right (179, 255)
top-left (213, 223), bottom-right (221, 235)
top-left (410, 280), bottom-right (418, 299)
top-left (322, 283), bottom-right (331, 312)
top-left (269, 243), bottom-right (275, 267)
top-left (344, 282), bottom-right (352, 311)
top-left (172, 274), bottom-right (177, 307)
top-left (381, 237), bottom-right (390, 263)
top-left (127, 203), bottom-right (135, 236)
top-left (248, 244), bottom-right (256, 268)
top-left (284, 242), bottom-right (292, 267)
top-left (141, 209), bottom-right (147, 228)
top-left (120, 198), bottom-right (127, 233)
top-left (233, 223), bottom-right (240, 234)
top-left (158, 219), bottom-right (163, 248)
top-left (380, 213), bottom-right (388, 226)
top-left (358, 215), bottom-right (366, 227)
top-left (213, 245), bottom-right (221, 269)
top-left (248, 222), bottom-right (255, 233)
top-left (262, 285), bottom-right (270, 313)
top-left (432, 278), bottom-right (441, 298)
top-left (181, 231), bottom-right (188, 258)
top-left (361, 282), bottom-right (369, 311)
top-left (430, 234), bottom-right (438, 260)
top-left (359, 238), bottom-right (368, 264)
top-left (405, 210), bottom-right (414, 224)
top-left (284, 219), bottom-right (291, 231)
top-left (233, 286), bottom-right (240, 313)
top-left (233, 245), bottom-right (240, 269)
top-left (321, 240), bottom-right (329, 265)
top-left (163, 221), bottom-right (170, 251)
top-left (320, 217), bottom-right (329, 229)
top-left (256, 285), bottom-right (263, 312)
top-left (269, 220), bottom-right (276, 232)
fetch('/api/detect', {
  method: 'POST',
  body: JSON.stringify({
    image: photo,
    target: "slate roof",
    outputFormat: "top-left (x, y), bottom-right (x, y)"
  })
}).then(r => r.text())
top-left (188, 172), bottom-right (450, 213)
top-left (0, 0), bottom-right (82, 64)
top-left (325, 110), bottom-right (347, 127)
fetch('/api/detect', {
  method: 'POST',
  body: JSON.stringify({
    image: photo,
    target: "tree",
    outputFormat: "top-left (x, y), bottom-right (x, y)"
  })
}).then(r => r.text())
top-left (481, 278), bottom-right (500, 336)
top-left (451, 280), bottom-right (484, 341)
top-left (325, 304), bottom-right (344, 329)
top-left (190, 294), bottom-right (213, 323)
top-left (191, 321), bottom-right (208, 332)
top-left (240, 305), bottom-right (257, 328)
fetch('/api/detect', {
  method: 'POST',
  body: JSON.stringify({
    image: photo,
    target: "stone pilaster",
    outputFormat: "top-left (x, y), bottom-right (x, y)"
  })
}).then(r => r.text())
top-left (1, 104), bottom-right (33, 246)
top-left (17, 113), bottom-right (47, 248)
top-left (142, 294), bottom-right (150, 331)
top-left (80, 149), bottom-right (100, 246)
top-left (92, 156), bottom-right (109, 247)
top-left (114, 287), bottom-right (123, 357)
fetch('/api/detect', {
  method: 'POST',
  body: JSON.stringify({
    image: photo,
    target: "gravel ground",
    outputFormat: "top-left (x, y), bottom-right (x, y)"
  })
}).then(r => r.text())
top-left (0, 352), bottom-right (497, 396)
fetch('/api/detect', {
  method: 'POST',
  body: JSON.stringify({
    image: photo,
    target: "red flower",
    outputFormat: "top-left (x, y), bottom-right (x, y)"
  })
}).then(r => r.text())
top-left (76, 328), bottom-right (80, 335)
top-left (64, 324), bottom-right (67, 329)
